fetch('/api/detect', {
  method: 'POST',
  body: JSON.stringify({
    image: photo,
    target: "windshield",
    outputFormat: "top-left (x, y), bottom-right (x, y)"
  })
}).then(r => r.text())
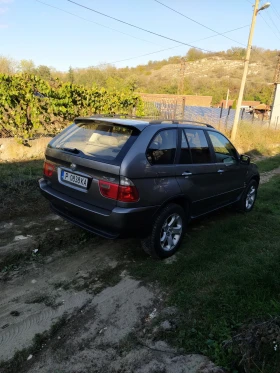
top-left (51, 120), bottom-right (138, 162)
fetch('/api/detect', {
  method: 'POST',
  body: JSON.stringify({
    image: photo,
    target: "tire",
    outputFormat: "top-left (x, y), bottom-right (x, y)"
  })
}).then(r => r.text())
top-left (141, 203), bottom-right (187, 259)
top-left (236, 179), bottom-right (258, 212)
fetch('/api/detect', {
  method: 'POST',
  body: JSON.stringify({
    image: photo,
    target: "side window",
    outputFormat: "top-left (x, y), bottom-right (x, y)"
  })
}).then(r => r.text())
top-left (209, 132), bottom-right (238, 165)
top-left (179, 131), bottom-right (192, 164)
top-left (184, 129), bottom-right (212, 164)
top-left (147, 129), bottom-right (177, 165)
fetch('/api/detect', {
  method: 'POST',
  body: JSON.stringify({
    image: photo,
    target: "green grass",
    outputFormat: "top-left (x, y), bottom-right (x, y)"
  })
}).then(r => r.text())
top-left (255, 154), bottom-right (280, 173)
top-left (129, 176), bottom-right (280, 372)
top-left (0, 159), bottom-right (45, 219)
top-left (0, 159), bottom-right (43, 183)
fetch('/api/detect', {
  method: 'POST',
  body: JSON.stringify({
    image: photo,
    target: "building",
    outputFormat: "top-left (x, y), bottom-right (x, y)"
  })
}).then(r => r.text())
top-left (217, 99), bottom-right (260, 109)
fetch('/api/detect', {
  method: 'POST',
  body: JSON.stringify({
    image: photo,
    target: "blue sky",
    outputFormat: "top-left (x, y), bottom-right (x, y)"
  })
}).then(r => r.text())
top-left (1, 0), bottom-right (280, 71)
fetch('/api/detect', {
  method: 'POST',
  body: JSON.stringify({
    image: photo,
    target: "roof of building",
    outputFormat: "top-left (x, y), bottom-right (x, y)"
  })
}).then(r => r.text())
top-left (253, 104), bottom-right (270, 111)
top-left (218, 99), bottom-right (261, 108)
top-left (139, 93), bottom-right (213, 107)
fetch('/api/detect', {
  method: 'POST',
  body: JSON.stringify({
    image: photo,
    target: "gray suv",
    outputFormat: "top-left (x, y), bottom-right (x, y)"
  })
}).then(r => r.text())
top-left (39, 117), bottom-right (260, 259)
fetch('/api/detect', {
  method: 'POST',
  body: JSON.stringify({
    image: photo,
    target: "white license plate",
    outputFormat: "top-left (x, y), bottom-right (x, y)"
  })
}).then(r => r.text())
top-left (61, 170), bottom-right (88, 188)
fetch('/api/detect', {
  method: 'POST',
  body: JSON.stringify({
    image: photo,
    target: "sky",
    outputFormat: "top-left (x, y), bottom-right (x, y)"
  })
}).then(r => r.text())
top-left (1, 0), bottom-right (280, 71)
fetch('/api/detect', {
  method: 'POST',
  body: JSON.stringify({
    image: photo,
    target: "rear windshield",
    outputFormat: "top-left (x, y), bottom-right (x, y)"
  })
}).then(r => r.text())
top-left (51, 120), bottom-right (139, 162)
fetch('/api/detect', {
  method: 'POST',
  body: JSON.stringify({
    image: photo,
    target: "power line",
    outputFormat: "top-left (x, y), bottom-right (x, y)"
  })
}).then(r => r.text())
top-left (266, 10), bottom-right (280, 36)
top-left (154, 0), bottom-right (246, 47)
top-left (35, 0), bottom-right (167, 47)
top-left (272, 4), bottom-right (280, 21)
top-left (66, 0), bottom-right (213, 53)
top-left (100, 25), bottom-right (250, 66)
top-left (34, 0), bottom-right (250, 67)
top-left (259, 13), bottom-right (280, 42)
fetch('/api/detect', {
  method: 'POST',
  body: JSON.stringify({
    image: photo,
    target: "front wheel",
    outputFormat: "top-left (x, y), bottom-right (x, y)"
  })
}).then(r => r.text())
top-left (141, 203), bottom-right (187, 259)
top-left (236, 180), bottom-right (258, 212)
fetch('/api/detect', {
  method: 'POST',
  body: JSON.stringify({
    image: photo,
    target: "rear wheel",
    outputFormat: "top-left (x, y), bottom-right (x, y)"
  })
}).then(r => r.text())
top-left (236, 180), bottom-right (258, 212)
top-left (141, 203), bottom-right (187, 259)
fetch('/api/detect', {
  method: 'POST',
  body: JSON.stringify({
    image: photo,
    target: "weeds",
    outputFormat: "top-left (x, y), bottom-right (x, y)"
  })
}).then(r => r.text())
top-left (228, 121), bottom-right (280, 155)
top-left (0, 159), bottom-right (46, 219)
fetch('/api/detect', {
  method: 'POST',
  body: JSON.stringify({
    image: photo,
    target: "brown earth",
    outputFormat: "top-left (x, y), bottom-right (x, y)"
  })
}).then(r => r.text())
top-left (0, 209), bottom-right (221, 373)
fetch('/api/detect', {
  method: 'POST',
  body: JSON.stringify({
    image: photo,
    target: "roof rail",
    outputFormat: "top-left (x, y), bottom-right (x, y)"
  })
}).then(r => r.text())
top-left (148, 119), bottom-right (215, 128)
top-left (182, 120), bottom-right (215, 128)
top-left (89, 114), bottom-right (128, 118)
top-left (149, 120), bottom-right (179, 124)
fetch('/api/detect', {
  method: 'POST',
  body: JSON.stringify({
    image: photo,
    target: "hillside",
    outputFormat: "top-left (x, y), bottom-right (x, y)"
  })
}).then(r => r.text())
top-left (132, 55), bottom-right (276, 104)
top-left (0, 47), bottom-right (278, 105)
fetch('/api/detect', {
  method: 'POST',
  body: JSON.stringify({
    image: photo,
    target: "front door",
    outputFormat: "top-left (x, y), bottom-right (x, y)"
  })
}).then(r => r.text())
top-left (176, 128), bottom-right (221, 217)
top-left (206, 131), bottom-right (247, 204)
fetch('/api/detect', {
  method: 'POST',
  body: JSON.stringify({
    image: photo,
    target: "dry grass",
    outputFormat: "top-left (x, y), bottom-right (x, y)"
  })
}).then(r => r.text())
top-left (227, 121), bottom-right (280, 156)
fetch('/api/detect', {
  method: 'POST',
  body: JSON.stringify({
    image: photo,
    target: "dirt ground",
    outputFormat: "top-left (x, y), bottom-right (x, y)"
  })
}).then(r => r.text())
top-left (0, 208), bottom-right (222, 373)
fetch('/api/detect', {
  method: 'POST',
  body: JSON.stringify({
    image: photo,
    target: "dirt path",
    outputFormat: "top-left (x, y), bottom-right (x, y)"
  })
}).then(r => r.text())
top-left (260, 167), bottom-right (280, 184)
top-left (0, 214), bottom-right (220, 373)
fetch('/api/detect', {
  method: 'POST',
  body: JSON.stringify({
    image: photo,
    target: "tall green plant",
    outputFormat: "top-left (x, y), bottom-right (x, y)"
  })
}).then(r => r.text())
top-left (0, 74), bottom-right (143, 139)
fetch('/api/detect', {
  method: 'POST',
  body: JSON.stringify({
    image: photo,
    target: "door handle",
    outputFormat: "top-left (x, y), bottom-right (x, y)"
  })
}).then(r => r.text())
top-left (182, 171), bottom-right (192, 176)
top-left (217, 169), bottom-right (225, 173)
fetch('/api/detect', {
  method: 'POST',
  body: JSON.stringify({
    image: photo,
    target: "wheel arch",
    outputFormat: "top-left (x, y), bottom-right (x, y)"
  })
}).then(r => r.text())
top-left (250, 174), bottom-right (260, 185)
top-left (154, 195), bottom-right (191, 220)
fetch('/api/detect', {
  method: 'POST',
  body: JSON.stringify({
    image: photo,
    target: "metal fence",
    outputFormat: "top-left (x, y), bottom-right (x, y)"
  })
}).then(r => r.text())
top-left (143, 101), bottom-right (277, 130)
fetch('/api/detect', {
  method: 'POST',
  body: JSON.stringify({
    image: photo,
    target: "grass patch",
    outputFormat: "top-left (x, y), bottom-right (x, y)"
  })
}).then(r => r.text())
top-left (225, 121), bottom-right (280, 156)
top-left (0, 159), bottom-right (46, 219)
top-left (255, 154), bottom-right (280, 173)
top-left (129, 176), bottom-right (280, 372)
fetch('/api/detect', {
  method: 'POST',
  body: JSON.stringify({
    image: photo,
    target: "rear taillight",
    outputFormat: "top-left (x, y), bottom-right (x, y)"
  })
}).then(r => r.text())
top-left (43, 162), bottom-right (55, 177)
top-left (99, 176), bottom-right (139, 202)
top-left (98, 181), bottom-right (119, 200)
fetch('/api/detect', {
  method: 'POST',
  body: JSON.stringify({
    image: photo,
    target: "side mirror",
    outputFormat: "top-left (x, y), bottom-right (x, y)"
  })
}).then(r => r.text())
top-left (240, 154), bottom-right (250, 165)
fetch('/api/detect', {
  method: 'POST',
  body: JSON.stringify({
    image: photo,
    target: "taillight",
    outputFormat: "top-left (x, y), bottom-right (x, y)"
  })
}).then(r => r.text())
top-left (43, 162), bottom-right (55, 177)
top-left (118, 185), bottom-right (139, 202)
top-left (98, 176), bottom-right (139, 202)
top-left (99, 181), bottom-right (119, 200)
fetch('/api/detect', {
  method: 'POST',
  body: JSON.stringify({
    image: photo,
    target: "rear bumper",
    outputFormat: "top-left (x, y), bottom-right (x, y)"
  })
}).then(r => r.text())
top-left (39, 178), bottom-right (158, 239)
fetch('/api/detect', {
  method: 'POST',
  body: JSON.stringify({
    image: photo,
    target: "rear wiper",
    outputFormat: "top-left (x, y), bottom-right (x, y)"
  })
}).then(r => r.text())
top-left (60, 147), bottom-right (80, 154)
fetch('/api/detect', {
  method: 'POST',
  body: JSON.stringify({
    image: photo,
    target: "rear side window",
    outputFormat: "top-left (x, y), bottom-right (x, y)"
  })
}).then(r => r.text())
top-left (147, 129), bottom-right (177, 165)
top-left (184, 129), bottom-right (212, 164)
top-left (51, 121), bottom-right (139, 162)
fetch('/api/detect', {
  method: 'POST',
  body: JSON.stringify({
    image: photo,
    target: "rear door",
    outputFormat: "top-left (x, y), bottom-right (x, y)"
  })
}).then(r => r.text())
top-left (175, 128), bottom-right (220, 216)
top-left (44, 120), bottom-right (139, 211)
top-left (206, 131), bottom-right (246, 204)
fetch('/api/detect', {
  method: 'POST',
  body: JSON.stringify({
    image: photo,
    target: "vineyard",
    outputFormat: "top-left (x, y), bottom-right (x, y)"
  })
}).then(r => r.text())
top-left (0, 74), bottom-right (143, 139)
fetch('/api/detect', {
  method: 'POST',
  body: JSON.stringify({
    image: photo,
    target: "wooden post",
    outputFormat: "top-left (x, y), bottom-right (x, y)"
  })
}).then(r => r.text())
top-left (182, 97), bottom-right (186, 120)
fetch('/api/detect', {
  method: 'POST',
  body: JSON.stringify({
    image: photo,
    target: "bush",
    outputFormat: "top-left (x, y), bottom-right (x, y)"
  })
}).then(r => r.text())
top-left (0, 74), bottom-right (143, 139)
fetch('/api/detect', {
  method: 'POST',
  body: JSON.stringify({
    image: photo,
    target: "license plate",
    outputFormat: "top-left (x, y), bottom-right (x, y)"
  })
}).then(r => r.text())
top-left (61, 170), bottom-right (88, 188)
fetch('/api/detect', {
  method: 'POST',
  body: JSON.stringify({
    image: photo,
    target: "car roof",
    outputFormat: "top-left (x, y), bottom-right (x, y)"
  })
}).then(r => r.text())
top-left (74, 117), bottom-right (217, 132)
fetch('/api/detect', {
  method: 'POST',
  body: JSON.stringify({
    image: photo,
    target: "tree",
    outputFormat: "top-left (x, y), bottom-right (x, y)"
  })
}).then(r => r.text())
top-left (67, 66), bottom-right (75, 84)
top-left (36, 65), bottom-right (52, 81)
top-left (186, 48), bottom-right (205, 62)
top-left (18, 59), bottom-right (36, 74)
top-left (0, 56), bottom-right (16, 74)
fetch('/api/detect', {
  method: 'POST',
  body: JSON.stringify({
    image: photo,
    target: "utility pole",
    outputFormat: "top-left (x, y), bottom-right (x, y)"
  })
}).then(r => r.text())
top-left (231, 1), bottom-right (270, 141)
